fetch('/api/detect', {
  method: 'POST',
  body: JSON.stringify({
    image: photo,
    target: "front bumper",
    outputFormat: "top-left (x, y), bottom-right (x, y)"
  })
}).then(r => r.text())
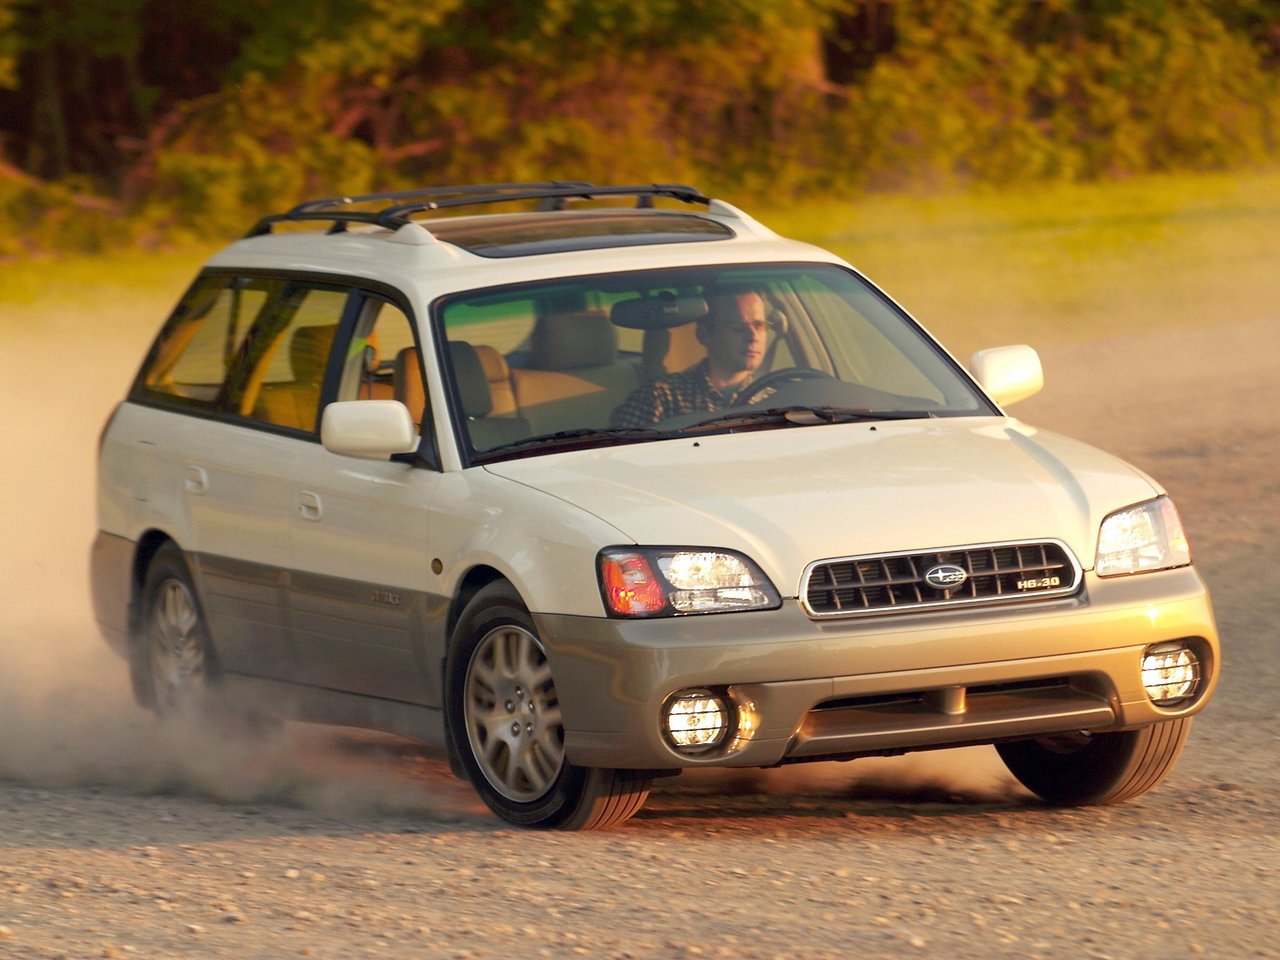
top-left (535, 566), bottom-right (1219, 769)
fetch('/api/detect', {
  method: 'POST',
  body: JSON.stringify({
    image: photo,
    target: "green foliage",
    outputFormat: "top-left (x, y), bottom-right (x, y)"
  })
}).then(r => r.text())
top-left (1, 0), bottom-right (1279, 255)
top-left (0, 0), bottom-right (20, 89)
top-left (123, 0), bottom-right (839, 227)
top-left (842, 0), bottom-right (1059, 187)
top-left (0, 168), bottom-right (137, 258)
top-left (1050, 1), bottom-right (1275, 175)
top-left (843, 0), bottom-right (1280, 188)
top-left (236, 0), bottom-right (464, 80)
top-left (139, 74), bottom-right (381, 241)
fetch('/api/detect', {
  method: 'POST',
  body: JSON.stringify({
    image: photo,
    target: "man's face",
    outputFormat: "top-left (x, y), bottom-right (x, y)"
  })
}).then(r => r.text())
top-left (700, 292), bottom-right (768, 376)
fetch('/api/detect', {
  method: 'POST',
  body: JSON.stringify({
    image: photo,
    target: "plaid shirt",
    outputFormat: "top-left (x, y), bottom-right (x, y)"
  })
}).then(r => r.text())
top-left (613, 360), bottom-right (752, 428)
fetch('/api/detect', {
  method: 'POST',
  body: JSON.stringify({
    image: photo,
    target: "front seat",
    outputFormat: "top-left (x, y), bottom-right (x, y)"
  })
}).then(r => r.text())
top-left (449, 342), bottom-right (532, 451)
top-left (397, 341), bottom-right (532, 453)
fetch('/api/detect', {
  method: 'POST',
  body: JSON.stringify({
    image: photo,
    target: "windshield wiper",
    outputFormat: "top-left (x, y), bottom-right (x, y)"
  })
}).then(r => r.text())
top-left (674, 406), bottom-right (933, 434)
top-left (473, 408), bottom-right (930, 458)
top-left (474, 425), bottom-right (669, 458)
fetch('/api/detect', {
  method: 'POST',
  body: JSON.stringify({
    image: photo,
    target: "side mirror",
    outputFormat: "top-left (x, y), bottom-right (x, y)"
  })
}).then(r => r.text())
top-left (970, 344), bottom-right (1044, 407)
top-left (320, 400), bottom-right (419, 460)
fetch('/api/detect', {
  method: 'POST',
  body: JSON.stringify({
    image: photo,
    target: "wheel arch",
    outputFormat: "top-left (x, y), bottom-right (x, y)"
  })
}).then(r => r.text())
top-left (128, 530), bottom-right (184, 632)
top-left (442, 575), bottom-right (652, 828)
top-left (437, 565), bottom-right (516, 776)
top-left (443, 564), bottom-right (511, 669)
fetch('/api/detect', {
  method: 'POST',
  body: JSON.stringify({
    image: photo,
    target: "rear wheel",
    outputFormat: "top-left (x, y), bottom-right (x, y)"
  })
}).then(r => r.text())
top-left (446, 581), bottom-right (651, 829)
top-left (996, 718), bottom-right (1191, 806)
top-left (138, 542), bottom-right (279, 735)
top-left (141, 543), bottom-right (216, 717)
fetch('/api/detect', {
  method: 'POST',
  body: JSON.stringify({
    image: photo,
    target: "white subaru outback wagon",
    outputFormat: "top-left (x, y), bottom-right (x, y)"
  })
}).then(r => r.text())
top-left (92, 182), bottom-right (1219, 829)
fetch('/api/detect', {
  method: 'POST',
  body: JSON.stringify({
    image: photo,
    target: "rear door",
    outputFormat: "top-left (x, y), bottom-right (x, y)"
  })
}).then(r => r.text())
top-left (131, 275), bottom-right (293, 680)
top-left (208, 279), bottom-right (358, 680)
top-left (132, 274), bottom-right (357, 682)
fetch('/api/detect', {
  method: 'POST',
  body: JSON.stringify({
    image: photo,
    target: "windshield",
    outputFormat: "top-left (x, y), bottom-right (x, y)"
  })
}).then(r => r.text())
top-left (435, 263), bottom-right (993, 462)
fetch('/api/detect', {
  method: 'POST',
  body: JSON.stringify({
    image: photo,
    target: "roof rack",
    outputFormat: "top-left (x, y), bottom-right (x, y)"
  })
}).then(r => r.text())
top-left (245, 182), bottom-right (713, 237)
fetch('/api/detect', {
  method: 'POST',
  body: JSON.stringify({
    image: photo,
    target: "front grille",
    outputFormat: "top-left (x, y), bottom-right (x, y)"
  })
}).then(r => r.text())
top-left (800, 540), bottom-right (1081, 619)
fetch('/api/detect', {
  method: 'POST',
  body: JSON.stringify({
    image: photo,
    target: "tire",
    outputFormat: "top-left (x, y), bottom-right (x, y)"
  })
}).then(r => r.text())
top-left (996, 718), bottom-right (1192, 806)
top-left (445, 581), bottom-right (651, 829)
top-left (138, 542), bottom-right (280, 736)
top-left (139, 542), bottom-right (220, 718)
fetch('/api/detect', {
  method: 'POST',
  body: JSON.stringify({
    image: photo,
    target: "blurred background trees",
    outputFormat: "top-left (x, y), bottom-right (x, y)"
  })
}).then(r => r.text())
top-left (1, 0), bottom-right (1278, 253)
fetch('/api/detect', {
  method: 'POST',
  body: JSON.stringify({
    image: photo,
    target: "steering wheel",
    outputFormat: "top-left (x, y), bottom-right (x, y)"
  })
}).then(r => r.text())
top-left (736, 367), bottom-right (835, 405)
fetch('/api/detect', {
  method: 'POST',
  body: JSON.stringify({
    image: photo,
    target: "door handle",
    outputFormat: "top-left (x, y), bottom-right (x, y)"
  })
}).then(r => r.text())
top-left (298, 491), bottom-right (323, 521)
top-left (184, 466), bottom-right (208, 495)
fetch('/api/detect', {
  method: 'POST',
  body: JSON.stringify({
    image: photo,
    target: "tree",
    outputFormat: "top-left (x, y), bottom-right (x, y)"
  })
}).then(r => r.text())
top-left (1, 0), bottom-right (1278, 254)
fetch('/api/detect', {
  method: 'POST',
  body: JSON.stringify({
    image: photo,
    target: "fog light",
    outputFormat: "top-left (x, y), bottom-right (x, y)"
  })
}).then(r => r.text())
top-left (664, 690), bottom-right (730, 752)
top-left (1142, 643), bottom-right (1200, 705)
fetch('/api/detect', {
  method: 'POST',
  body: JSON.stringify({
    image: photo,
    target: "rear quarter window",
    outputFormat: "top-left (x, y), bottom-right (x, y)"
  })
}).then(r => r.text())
top-left (135, 276), bottom-right (278, 408)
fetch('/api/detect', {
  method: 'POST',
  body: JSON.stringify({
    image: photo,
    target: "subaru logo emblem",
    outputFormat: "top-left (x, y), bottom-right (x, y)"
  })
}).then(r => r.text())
top-left (923, 563), bottom-right (968, 591)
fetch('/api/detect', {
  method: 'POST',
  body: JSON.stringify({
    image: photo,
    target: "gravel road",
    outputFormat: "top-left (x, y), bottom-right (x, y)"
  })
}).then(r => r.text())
top-left (1, 315), bottom-right (1276, 960)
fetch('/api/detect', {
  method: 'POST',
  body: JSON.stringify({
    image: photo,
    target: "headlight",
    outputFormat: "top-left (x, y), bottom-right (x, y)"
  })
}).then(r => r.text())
top-left (598, 547), bottom-right (781, 617)
top-left (1095, 496), bottom-right (1191, 577)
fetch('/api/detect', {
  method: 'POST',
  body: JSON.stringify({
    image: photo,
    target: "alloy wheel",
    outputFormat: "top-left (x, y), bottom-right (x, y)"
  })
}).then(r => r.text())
top-left (463, 624), bottom-right (565, 802)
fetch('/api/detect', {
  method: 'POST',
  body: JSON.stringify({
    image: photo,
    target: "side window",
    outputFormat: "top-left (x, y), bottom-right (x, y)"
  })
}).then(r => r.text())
top-left (136, 276), bottom-right (276, 408)
top-left (337, 299), bottom-right (428, 434)
top-left (238, 285), bottom-right (352, 431)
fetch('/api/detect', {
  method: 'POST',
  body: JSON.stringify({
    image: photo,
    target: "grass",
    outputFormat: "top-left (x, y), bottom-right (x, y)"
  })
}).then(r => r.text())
top-left (3, 169), bottom-right (1278, 365)
top-left (764, 168), bottom-right (1280, 361)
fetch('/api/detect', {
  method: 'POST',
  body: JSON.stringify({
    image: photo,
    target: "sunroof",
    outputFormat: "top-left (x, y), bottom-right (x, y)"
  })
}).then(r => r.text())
top-left (427, 211), bottom-right (735, 258)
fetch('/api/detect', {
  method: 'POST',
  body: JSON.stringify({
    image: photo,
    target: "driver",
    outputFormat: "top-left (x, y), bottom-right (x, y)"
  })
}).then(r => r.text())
top-left (613, 288), bottom-right (769, 428)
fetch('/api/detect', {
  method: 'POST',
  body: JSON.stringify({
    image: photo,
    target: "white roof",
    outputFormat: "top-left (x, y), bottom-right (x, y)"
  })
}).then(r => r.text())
top-left (204, 205), bottom-right (847, 303)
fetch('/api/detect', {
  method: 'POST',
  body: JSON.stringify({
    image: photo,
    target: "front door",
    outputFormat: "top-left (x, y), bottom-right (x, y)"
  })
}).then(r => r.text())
top-left (285, 296), bottom-right (443, 705)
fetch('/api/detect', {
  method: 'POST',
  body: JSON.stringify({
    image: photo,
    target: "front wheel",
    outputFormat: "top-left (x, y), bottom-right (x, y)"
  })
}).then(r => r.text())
top-left (996, 718), bottom-right (1192, 806)
top-left (445, 581), bottom-right (651, 829)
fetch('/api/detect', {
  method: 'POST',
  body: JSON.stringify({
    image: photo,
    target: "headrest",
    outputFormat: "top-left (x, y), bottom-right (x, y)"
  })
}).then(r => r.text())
top-left (448, 341), bottom-right (493, 417)
top-left (473, 343), bottom-right (511, 383)
top-left (643, 321), bottom-right (706, 377)
top-left (290, 324), bottom-right (338, 381)
top-left (531, 311), bottom-right (617, 370)
top-left (393, 346), bottom-right (425, 426)
top-left (611, 294), bottom-right (708, 330)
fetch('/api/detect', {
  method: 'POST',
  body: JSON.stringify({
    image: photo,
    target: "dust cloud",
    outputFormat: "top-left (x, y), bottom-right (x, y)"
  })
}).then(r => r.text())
top-left (0, 307), bottom-right (1023, 826)
top-left (668, 748), bottom-right (1027, 809)
top-left (0, 318), bottom-right (480, 822)
top-left (0, 574), bottom-right (482, 823)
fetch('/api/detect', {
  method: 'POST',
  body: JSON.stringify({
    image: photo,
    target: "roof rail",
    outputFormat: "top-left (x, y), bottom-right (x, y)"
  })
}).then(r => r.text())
top-left (245, 182), bottom-right (713, 237)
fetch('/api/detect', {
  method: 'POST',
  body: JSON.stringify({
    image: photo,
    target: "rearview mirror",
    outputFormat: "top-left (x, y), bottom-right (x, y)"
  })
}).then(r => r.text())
top-left (320, 400), bottom-right (419, 460)
top-left (970, 344), bottom-right (1044, 407)
top-left (610, 293), bottom-right (709, 330)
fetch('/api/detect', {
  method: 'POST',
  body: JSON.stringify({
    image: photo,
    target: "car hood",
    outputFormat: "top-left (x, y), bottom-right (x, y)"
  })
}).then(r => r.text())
top-left (482, 417), bottom-right (1160, 594)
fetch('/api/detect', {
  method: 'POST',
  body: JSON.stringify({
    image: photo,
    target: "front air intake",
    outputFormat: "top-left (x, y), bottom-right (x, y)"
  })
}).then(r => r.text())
top-left (800, 540), bottom-right (1082, 619)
